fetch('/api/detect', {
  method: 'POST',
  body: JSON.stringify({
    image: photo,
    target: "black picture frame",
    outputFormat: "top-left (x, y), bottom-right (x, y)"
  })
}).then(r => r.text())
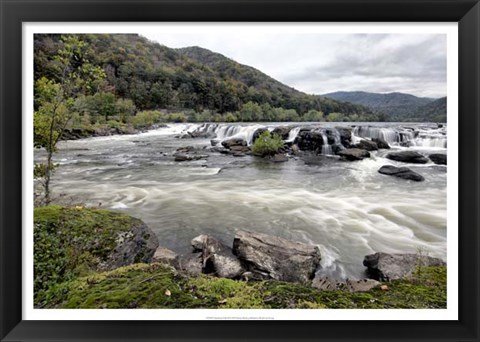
top-left (1, 0), bottom-right (479, 341)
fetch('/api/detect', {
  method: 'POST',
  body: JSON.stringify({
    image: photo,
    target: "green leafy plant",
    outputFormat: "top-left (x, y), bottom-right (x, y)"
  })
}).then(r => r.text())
top-left (251, 130), bottom-right (284, 157)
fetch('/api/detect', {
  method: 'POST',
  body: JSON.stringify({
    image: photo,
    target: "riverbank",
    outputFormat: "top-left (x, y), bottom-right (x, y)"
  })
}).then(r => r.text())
top-left (34, 205), bottom-right (447, 309)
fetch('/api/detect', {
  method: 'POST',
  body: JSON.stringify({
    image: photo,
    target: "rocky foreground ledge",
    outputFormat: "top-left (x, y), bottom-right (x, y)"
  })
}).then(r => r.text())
top-left (34, 206), bottom-right (447, 309)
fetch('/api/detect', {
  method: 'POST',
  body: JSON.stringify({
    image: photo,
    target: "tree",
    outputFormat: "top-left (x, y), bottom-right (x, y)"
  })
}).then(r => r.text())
top-left (34, 35), bottom-right (106, 204)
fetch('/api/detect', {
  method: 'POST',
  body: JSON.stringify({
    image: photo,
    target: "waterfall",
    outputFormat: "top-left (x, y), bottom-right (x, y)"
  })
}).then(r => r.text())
top-left (286, 126), bottom-right (302, 143)
top-left (320, 130), bottom-right (333, 155)
top-left (353, 126), bottom-right (401, 144)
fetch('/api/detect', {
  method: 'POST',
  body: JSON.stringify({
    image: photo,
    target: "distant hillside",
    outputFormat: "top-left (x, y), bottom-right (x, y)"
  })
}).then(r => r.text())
top-left (34, 34), bottom-right (381, 121)
top-left (323, 91), bottom-right (443, 121)
top-left (411, 97), bottom-right (446, 123)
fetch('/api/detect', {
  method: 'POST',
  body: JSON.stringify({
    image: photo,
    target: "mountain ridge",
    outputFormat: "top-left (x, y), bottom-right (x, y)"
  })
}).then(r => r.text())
top-left (323, 91), bottom-right (445, 122)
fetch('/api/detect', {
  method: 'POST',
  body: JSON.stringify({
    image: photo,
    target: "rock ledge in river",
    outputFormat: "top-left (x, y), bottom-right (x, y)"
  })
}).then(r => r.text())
top-left (378, 165), bottom-right (424, 182)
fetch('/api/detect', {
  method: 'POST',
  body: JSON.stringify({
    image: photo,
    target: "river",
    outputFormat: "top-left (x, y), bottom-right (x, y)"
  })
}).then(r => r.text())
top-left (34, 122), bottom-right (447, 280)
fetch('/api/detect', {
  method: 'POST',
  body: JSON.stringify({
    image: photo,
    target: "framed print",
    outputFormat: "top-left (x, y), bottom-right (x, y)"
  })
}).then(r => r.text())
top-left (1, 0), bottom-right (479, 341)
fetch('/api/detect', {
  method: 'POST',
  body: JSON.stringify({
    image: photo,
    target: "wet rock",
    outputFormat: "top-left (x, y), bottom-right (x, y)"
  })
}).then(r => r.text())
top-left (152, 247), bottom-right (178, 264)
top-left (229, 145), bottom-right (250, 153)
top-left (337, 148), bottom-right (370, 161)
top-left (176, 146), bottom-right (195, 154)
top-left (252, 128), bottom-right (269, 143)
top-left (174, 154), bottom-right (192, 162)
top-left (174, 153), bottom-right (208, 162)
top-left (399, 141), bottom-right (415, 147)
top-left (372, 138), bottom-right (390, 149)
top-left (378, 165), bottom-right (424, 182)
top-left (294, 130), bottom-right (324, 152)
top-left (335, 127), bottom-right (352, 147)
top-left (386, 151), bottom-right (429, 164)
top-left (354, 139), bottom-right (378, 151)
top-left (267, 153), bottom-right (288, 163)
top-left (211, 146), bottom-right (230, 154)
top-left (210, 139), bottom-right (221, 146)
top-left (272, 126), bottom-right (292, 140)
top-left (233, 230), bottom-right (321, 284)
top-left (363, 252), bottom-right (446, 282)
top-left (191, 234), bottom-right (245, 279)
top-left (290, 144), bottom-right (300, 155)
top-left (429, 153), bottom-right (447, 165)
top-left (222, 138), bottom-right (248, 149)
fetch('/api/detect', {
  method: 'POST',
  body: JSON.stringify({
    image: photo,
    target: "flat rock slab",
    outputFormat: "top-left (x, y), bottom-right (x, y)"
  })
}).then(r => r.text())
top-left (378, 165), bottom-right (424, 182)
top-left (337, 148), bottom-right (370, 161)
top-left (429, 153), bottom-right (447, 165)
top-left (312, 276), bottom-right (380, 292)
top-left (233, 230), bottom-right (321, 284)
top-left (363, 252), bottom-right (446, 281)
top-left (386, 151), bottom-right (429, 164)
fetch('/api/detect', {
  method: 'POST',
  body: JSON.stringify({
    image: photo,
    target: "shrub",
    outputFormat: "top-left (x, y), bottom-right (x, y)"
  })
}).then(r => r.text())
top-left (251, 130), bottom-right (284, 156)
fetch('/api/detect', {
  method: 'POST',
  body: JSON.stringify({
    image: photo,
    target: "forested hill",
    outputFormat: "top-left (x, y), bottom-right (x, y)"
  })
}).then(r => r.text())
top-left (34, 34), bottom-right (382, 122)
top-left (323, 91), bottom-right (445, 122)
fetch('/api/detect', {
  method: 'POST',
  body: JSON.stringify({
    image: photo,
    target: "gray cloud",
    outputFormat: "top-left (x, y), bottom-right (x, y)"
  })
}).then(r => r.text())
top-left (143, 32), bottom-right (447, 98)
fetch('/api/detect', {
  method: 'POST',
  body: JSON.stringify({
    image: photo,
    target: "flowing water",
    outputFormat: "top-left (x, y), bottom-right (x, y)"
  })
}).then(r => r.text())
top-left (35, 122), bottom-right (447, 280)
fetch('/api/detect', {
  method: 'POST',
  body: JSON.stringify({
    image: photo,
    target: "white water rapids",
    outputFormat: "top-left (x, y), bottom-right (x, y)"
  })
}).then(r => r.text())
top-left (35, 122), bottom-right (447, 279)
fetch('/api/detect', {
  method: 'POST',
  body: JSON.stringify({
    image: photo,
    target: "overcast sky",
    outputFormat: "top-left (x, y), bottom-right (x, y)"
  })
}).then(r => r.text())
top-left (142, 33), bottom-right (446, 98)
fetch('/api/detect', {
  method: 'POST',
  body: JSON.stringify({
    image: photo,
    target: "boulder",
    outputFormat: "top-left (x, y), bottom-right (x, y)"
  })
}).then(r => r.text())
top-left (272, 126), bottom-right (292, 140)
top-left (152, 247), bottom-right (178, 264)
top-left (386, 151), bottom-right (428, 164)
top-left (378, 165), bottom-right (425, 182)
top-left (337, 148), bottom-right (370, 161)
top-left (232, 230), bottom-right (321, 284)
top-left (354, 139), bottom-right (378, 151)
top-left (191, 235), bottom-right (245, 279)
top-left (294, 130), bottom-right (325, 152)
top-left (372, 138), bottom-right (390, 149)
top-left (252, 128), bottom-right (269, 143)
top-left (102, 219), bottom-right (159, 270)
top-left (429, 153), bottom-right (447, 165)
top-left (222, 138), bottom-right (248, 149)
top-left (363, 252), bottom-right (446, 281)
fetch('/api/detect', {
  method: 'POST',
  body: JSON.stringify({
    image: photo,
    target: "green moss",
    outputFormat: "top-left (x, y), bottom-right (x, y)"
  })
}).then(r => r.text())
top-left (34, 205), bottom-right (140, 307)
top-left (45, 264), bottom-right (446, 310)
